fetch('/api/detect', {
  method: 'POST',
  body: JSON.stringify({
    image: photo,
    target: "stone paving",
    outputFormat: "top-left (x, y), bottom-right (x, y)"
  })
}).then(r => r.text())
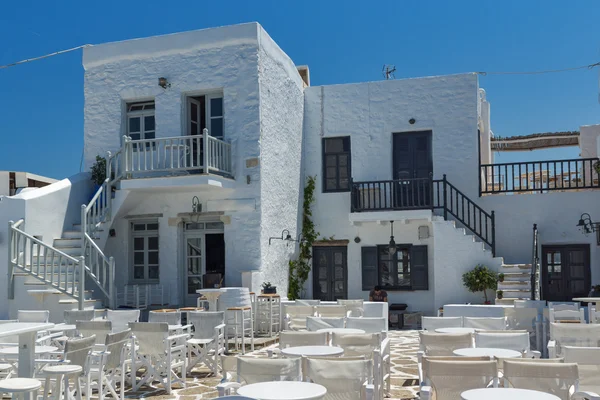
top-left (126, 330), bottom-right (421, 400)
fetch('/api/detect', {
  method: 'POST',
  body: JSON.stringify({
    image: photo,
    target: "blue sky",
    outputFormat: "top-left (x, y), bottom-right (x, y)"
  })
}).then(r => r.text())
top-left (0, 0), bottom-right (598, 179)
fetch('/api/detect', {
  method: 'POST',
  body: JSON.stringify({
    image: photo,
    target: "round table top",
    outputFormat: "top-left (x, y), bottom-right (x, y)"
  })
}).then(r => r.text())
top-left (237, 381), bottom-right (327, 400)
top-left (0, 345), bottom-right (58, 355)
top-left (453, 347), bottom-right (522, 358)
top-left (152, 309), bottom-right (178, 313)
top-left (573, 297), bottom-right (600, 303)
top-left (316, 328), bottom-right (365, 334)
top-left (48, 324), bottom-right (77, 332)
top-left (435, 327), bottom-right (476, 334)
top-left (461, 388), bottom-right (560, 400)
top-left (281, 345), bottom-right (344, 357)
top-left (196, 289), bottom-right (223, 294)
top-left (178, 307), bottom-right (203, 312)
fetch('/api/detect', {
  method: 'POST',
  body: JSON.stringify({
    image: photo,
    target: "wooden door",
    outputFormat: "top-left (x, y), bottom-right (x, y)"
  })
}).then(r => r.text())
top-left (392, 131), bottom-right (432, 209)
top-left (313, 247), bottom-right (347, 301)
top-left (542, 244), bottom-right (590, 302)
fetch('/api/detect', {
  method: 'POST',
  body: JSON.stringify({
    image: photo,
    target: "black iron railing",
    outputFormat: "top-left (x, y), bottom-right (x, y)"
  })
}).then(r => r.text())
top-left (351, 175), bottom-right (496, 255)
top-left (531, 223), bottom-right (540, 300)
top-left (480, 158), bottom-right (600, 195)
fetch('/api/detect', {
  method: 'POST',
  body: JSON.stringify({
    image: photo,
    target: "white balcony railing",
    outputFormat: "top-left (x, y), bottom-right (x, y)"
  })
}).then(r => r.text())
top-left (108, 128), bottom-right (233, 180)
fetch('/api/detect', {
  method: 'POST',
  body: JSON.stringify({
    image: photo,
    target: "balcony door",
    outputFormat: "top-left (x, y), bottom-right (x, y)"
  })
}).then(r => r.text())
top-left (312, 246), bottom-right (347, 301)
top-left (392, 131), bottom-right (432, 209)
top-left (542, 244), bottom-right (590, 302)
top-left (187, 95), bottom-right (224, 169)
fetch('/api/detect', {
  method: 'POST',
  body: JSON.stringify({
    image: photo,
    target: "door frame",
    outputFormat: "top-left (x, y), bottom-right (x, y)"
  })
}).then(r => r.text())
top-left (392, 130), bottom-right (433, 209)
top-left (392, 130), bottom-right (433, 180)
top-left (541, 244), bottom-right (591, 302)
top-left (184, 92), bottom-right (224, 138)
top-left (312, 246), bottom-right (348, 301)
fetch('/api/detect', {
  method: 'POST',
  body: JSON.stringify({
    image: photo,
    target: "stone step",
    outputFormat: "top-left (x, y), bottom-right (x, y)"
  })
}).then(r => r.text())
top-left (501, 264), bottom-right (532, 271)
top-left (498, 281), bottom-right (530, 290)
top-left (499, 272), bottom-right (531, 281)
top-left (62, 231), bottom-right (82, 239)
top-left (53, 238), bottom-right (82, 247)
top-left (500, 289), bottom-right (531, 299)
top-left (48, 246), bottom-right (82, 257)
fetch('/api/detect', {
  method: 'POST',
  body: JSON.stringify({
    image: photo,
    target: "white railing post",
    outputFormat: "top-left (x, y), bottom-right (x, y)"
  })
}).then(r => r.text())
top-left (203, 128), bottom-right (210, 173)
top-left (109, 256), bottom-right (115, 309)
top-left (78, 255), bottom-right (86, 310)
top-left (122, 135), bottom-right (131, 177)
top-left (7, 221), bottom-right (14, 299)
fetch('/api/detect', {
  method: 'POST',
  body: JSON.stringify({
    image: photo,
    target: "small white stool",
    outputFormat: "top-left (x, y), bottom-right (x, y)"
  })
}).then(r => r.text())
top-left (0, 378), bottom-right (42, 400)
top-left (42, 364), bottom-right (83, 400)
top-left (0, 363), bottom-right (15, 379)
top-left (256, 294), bottom-right (281, 337)
top-left (226, 306), bottom-right (254, 354)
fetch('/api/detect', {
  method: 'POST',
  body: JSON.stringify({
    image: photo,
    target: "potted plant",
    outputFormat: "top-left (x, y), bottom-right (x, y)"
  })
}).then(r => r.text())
top-left (462, 264), bottom-right (498, 304)
top-left (498, 273), bottom-right (505, 283)
top-left (589, 285), bottom-right (600, 297)
top-left (262, 281), bottom-right (277, 294)
top-left (90, 155), bottom-right (107, 189)
top-left (497, 290), bottom-right (503, 300)
top-left (594, 161), bottom-right (600, 175)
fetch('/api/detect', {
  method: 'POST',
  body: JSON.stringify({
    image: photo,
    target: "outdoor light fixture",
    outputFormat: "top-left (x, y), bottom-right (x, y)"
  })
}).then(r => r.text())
top-left (158, 77), bottom-right (171, 89)
top-left (269, 229), bottom-right (298, 245)
top-left (388, 221), bottom-right (397, 255)
top-left (191, 196), bottom-right (202, 223)
top-left (576, 213), bottom-right (600, 245)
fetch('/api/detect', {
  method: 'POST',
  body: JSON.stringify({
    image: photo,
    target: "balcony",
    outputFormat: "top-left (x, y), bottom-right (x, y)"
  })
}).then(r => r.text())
top-left (480, 158), bottom-right (600, 195)
top-left (107, 131), bottom-right (234, 191)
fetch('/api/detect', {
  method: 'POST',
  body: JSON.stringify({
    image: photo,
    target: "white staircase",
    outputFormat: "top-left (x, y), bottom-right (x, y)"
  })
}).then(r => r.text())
top-left (496, 263), bottom-right (533, 304)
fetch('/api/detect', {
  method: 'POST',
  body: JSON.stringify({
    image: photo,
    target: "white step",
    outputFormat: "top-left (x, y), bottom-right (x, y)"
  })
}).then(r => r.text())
top-left (54, 238), bottom-right (82, 247)
top-left (50, 246), bottom-right (82, 257)
top-left (500, 264), bottom-right (532, 271)
top-left (500, 272), bottom-right (530, 282)
top-left (498, 281), bottom-right (531, 291)
top-left (495, 298), bottom-right (517, 305)
top-left (62, 231), bottom-right (82, 239)
top-left (500, 289), bottom-right (531, 299)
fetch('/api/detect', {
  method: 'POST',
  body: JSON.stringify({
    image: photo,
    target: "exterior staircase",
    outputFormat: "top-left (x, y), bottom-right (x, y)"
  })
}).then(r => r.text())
top-left (495, 263), bottom-right (533, 304)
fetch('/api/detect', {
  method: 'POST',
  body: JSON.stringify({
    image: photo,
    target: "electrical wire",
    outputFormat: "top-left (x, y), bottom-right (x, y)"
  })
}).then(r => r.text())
top-left (0, 44), bottom-right (91, 70)
top-left (477, 61), bottom-right (600, 76)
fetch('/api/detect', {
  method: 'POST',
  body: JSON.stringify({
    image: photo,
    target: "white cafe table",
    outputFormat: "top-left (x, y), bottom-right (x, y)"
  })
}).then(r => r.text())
top-left (47, 324), bottom-right (77, 333)
top-left (317, 328), bottom-right (365, 334)
top-left (461, 388), bottom-right (560, 400)
top-left (237, 381), bottom-right (327, 400)
top-left (281, 345), bottom-right (344, 358)
top-left (197, 289), bottom-right (223, 311)
top-left (0, 322), bottom-right (54, 377)
top-left (453, 347), bottom-right (522, 359)
top-left (435, 327), bottom-right (476, 334)
top-left (0, 346), bottom-right (57, 356)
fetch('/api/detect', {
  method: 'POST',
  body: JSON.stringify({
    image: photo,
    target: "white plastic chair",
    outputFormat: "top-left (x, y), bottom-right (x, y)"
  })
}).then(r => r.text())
top-left (304, 357), bottom-right (374, 400)
top-left (373, 337), bottom-right (391, 400)
top-left (316, 306), bottom-right (347, 318)
top-left (186, 311), bottom-right (226, 374)
top-left (418, 331), bottom-right (472, 357)
top-left (420, 359), bottom-right (497, 400)
top-left (295, 300), bottom-right (320, 306)
top-left (129, 322), bottom-right (187, 394)
top-left (475, 331), bottom-right (539, 358)
top-left (549, 302), bottom-right (580, 311)
top-left (563, 346), bottom-right (600, 399)
top-left (217, 357), bottom-right (302, 396)
top-left (419, 356), bottom-right (489, 390)
top-left (106, 310), bottom-right (140, 333)
top-left (148, 310), bottom-right (182, 326)
top-left (306, 317), bottom-right (345, 332)
top-left (76, 321), bottom-right (112, 346)
top-left (332, 333), bottom-right (381, 358)
top-left (280, 331), bottom-right (328, 348)
top-left (88, 329), bottom-right (131, 400)
top-left (548, 323), bottom-right (600, 358)
top-left (285, 306), bottom-right (315, 331)
top-left (17, 310), bottom-right (50, 323)
top-left (505, 307), bottom-right (542, 352)
top-left (463, 317), bottom-right (506, 330)
top-left (503, 360), bottom-right (580, 400)
top-left (64, 310), bottom-right (95, 325)
top-left (346, 317), bottom-right (387, 333)
top-left (338, 300), bottom-right (364, 317)
top-left (421, 317), bottom-right (462, 330)
top-left (550, 308), bottom-right (586, 323)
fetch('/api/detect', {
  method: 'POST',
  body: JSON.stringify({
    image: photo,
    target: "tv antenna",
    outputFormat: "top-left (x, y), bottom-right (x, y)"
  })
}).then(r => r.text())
top-left (383, 65), bottom-right (396, 80)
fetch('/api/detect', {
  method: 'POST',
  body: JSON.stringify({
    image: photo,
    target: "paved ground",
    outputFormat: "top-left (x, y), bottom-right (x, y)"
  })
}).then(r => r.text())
top-left (128, 330), bottom-right (421, 400)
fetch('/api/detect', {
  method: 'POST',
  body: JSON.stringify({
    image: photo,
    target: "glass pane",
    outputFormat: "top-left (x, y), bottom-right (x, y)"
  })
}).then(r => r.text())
top-left (326, 167), bottom-right (337, 178)
top-left (339, 167), bottom-right (348, 179)
top-left (187, 239), bottom-right (201, 256)
top-left (570, 250), bottom-right (584, 264)
top-left (325, 138), bottom-right (344, 153)
top-left (334, 281), bottom-right (344, 293)
top-left (188, 277), bottom-right (202, 294)
top-left (188, 257), bottom-right (201, 275)
top-left (148, 236), bottom-right (158, 250)
top-left (148, 266), bottom-right (159, 280)
top-left (326, 155), bottom-right (337, 167)
top-left (554, 264), bottom-right (562, 273)
top-left (334, 252), bottom-right (342, 265)
top-left (134, 266), bottom-right (145, 279)
top-left (148, 251), bottom-right (159, 265)
top-left (133, 224), bottom-right (145, 231)
top-left (339, 155), bottom-right (348, 167)
top-left (129, 117), bottom-right (141, 133)
top-left (339, 178), bottom-right (349, 189)
top-left (319, 266), bottom-right (327, 280)
top-left (145, 131), bottom-right (155, 140)
top-left (133, 237), bottom-right (144, 249)
top-left (144, 103), bottom-right (155, 110)
top-left (326, 179), bottom-right (337, 190)
top-left (134, 252), bottom-right (144, 264)
top-left (335, 266), bottom-right (343, 280)
top-left (129, 133), bottom-right (140, 141)
top-left (210, 98), bottom-right (223, 117)
top-left (319, 281), bottom-right (328, 294)
top-left (191, 102), bottom-right (198, 122)
top-left (206, 222), bottom-right (224, 229)
top-left (144, 115), bottom-right (155, 132)
top-left (210, 118), bottom-right (223, 138)
top-left (147, 223), bottom-right (159, 230)
top-left (186, 223), bottom-right (204, 230)
top-left (571, 264), bottom-right (585, 278)
top-left (554, 252), bottom-right (561, 263)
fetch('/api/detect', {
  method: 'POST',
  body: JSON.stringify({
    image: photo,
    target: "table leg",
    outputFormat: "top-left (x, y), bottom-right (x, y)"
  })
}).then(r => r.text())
top-left (17, 332), bottom-right (36, 378)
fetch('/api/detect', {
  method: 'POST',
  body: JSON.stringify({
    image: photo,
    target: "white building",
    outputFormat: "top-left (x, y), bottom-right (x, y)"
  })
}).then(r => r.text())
top-left (1, 22), bottom-right (599, 319)
top-left (0, 171), bottom-right (57, 197)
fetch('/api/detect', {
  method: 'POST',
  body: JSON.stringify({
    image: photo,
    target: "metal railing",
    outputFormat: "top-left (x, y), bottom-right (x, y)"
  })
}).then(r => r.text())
top-left (480, 158), bottom-right (600, 194)
top-left (531, 223), bottom-right (540, 300)
top-left (8, 219), bottom-right (86, 309)
top-left (351, 175), bottom-right (496, 255)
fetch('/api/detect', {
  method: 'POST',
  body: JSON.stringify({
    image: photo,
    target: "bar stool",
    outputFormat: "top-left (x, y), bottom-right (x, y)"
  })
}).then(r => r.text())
top-left (256, 294), bottom-right (281, 337)
top-left (43, 365), bottom-right (83, 400)
top-left (226, 306), bottom-right (254, 354)
top-left (0, 378), bottom-right (41, 400)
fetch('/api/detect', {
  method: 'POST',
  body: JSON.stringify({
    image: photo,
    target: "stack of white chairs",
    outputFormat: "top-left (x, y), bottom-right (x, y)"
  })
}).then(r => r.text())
top-left (284, 306), bottom-right (315, 331)
top-left (217, 357), bottom-right (301, 396)
top-left (268, 331), bottom-right (328, 358)
top-left (303, 357), bottom-right (374, 400)
top-left (504, 307), bottom-right (542, 354)
top-left (549, 308), bottom-right (586, 324)
top-left (332, 333), bottom-right (381, 358)
top-left (338, 299), bottom-right (364, 317)
top-left (129, 322), bottom-right (188, 394)
top-left (547, 322), bottom-right (600, 358)
top-left (417, 331), bottom-right (472, 369)
top-left (106, 309), bottom-right (140, 333)
top-left (463, 317), bottom-right (506, 330)
top-left (421, 317), bottom-right (462, 330)
top-left (186, 311), bottom-right (226, 375)
top-left (306, 316), bottom-right (345, 332)
top-left (76, 321), bottom-right (112, 347)
top-left (502, 360), bottom-right (581, 400)
top-left (87, 329), bottom-right (131, 400)
top-left (373, 338), bottom-right (391, 400)
top-left (316, 305), bottom-right (347, 318)
top-left (419, 359), bottom-right (498, 400)
top-left (548, 302), bottom-right (580, 311)
top-left (346, 317), bottom-right (387, 334)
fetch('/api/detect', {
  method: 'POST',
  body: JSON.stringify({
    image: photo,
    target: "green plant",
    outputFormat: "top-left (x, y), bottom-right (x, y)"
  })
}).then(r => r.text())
top-left (262, 281), bottom-right (272, 289)
top-left (497, 290), bottom-right (503, 299)
top-left (462, 264), bottom-right (498, 303)
top-left (91, 155), bottom-right (107, 186)
top-left (594, 161), bottom-right (600, 175)
top-left (320, 235), bottom-right (336, 241)
top-left (498, 273), bottom-right (505, 283)
top-left (288, 176), bottom-right (319, 300)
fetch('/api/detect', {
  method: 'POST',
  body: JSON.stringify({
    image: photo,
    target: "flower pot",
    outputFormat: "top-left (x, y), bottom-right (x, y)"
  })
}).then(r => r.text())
top-left (263, 286), bottom-right (277, 294)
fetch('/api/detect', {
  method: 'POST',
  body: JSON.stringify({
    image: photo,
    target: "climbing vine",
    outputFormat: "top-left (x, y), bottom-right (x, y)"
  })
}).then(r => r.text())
top-left (288, 176), bottom-right (319, 300)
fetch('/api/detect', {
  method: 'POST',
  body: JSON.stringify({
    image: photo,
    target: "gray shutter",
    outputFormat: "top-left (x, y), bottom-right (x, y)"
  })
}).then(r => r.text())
top-left (411, 245), bottom-right (429, 290)
top-left (361, 247), bottom-right (378, 290)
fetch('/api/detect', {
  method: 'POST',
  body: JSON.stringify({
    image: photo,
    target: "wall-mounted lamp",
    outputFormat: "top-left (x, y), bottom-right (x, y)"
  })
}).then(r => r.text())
top-left (576, 213), bottom-right (600, 245)
top-left (158, 77), bottom-right (171, 89)
top-left (269, 229), bottom-right (300, 245)
top-left (191, 196), bottom-right (202, 223)
top-left (388, 221), bottom-right (396, 255)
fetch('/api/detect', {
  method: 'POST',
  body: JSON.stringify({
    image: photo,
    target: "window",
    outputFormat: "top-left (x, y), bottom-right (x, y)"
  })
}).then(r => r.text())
top-left (361, 244), bottom-right (428, 290)
top-left (322, 137), bottom-right (351, 192)
top-left (127, 101), bottom-right (155, 143)
top-left (187, 94), bottom-right (224, 139)
top-left (130, 221), bottom-right (159, 282)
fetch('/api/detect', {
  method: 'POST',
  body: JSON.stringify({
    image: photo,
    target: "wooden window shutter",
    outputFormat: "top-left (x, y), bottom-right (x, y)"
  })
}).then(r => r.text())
top-left (410, 245), bottom-right (429, 290)
top-left (361, 247), bottom-right (378, 290)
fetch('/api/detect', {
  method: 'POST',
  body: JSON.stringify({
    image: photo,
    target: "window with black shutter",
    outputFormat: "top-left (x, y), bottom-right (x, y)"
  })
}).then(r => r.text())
top-left (361, 244), bottom-right (429, 290)
top-left (322, 137), bottom-right (351, 192)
